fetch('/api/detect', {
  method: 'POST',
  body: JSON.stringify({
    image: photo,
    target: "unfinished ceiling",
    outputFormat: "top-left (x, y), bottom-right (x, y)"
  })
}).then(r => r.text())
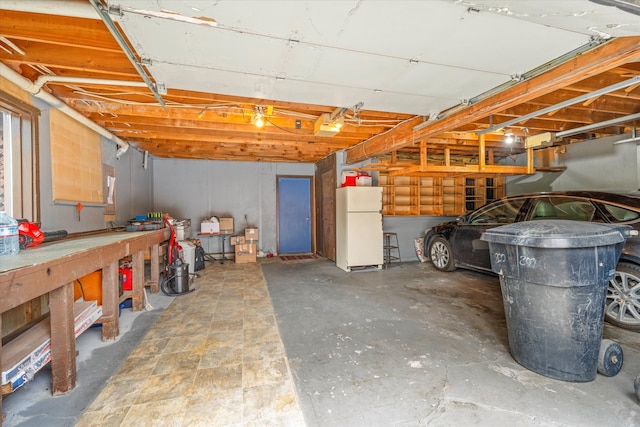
top-left (0, 0), bottom-right (639, 172)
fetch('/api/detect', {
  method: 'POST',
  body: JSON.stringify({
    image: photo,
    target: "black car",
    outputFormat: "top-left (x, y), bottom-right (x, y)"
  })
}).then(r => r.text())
top-left (423, 191), bottom-right (640, 331)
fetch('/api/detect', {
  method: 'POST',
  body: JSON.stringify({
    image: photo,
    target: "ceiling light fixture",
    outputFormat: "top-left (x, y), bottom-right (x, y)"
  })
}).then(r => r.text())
top-left (254, 107), bottom-right (265, 128)
top-left (504, 130), bottom-right (515, 144)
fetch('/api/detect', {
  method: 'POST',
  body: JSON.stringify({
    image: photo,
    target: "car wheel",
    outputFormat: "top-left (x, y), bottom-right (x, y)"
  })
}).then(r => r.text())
top-left (605, 262), bottom-right (640, 332)
top-left (428, 237), bottom-right (456, 272)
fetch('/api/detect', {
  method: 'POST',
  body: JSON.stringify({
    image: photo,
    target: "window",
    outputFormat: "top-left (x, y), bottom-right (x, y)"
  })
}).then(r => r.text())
top-left (602, 204), bottom-right (640, 222)
top-left (529, 197), bottom-right (595, 221)
top-left (468, 198), bottom-right (526, 224)
top-left (0, 91), bottom-right (40, 222)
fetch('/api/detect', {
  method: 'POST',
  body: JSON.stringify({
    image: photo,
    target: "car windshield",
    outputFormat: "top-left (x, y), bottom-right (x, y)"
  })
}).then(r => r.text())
top-left (468, 198), bottom-right (526, 224)
top-left (529, 197), bottom-right (595, 221)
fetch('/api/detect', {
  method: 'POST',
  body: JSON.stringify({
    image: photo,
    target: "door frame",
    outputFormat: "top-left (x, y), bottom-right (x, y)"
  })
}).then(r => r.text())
top-left (276, 175), bottom-right (316, 255)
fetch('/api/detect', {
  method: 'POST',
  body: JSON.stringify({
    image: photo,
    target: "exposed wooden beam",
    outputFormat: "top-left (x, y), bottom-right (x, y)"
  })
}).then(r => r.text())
top-left (344, 115), bottom-right (424, 163)
top-left (388, 164), bottom-right (532, 177)
top-left (0, 42), bottom-right (137, 77)
top-left (0, 10), bottom-right (120, 52)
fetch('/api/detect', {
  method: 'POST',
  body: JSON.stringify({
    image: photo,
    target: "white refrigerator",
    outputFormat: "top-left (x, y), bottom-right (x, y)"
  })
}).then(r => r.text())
top-left (336, 186), bottom-right (384, 272)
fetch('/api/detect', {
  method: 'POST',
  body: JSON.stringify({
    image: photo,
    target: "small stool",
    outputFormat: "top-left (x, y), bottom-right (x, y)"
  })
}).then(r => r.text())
top-left (383, 232), bottom-right (401, 269)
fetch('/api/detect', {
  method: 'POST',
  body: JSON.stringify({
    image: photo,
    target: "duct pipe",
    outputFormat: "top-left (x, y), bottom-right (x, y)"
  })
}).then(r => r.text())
top-left (0, 63), bottom-right (130, 158)
top-left (34, 75), bottom-right (148, 92)
top-left (555, 112), bottom-right (640, 138)
top-left (477, 75), bottom-right (640, 135)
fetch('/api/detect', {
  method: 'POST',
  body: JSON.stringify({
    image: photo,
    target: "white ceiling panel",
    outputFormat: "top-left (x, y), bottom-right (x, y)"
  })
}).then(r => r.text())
top-left (111, 0), bottom-right (640, 117)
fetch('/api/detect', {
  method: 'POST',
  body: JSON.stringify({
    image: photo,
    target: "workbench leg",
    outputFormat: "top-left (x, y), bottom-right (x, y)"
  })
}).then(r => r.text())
top-left (132, 250), bottom-right (145, 311)
top-left (101, 262), bottom-right (120, 341)
top-left (50, 282), bottom-right (76, 395)
top-left (148, 243), bottom-right (160, 293)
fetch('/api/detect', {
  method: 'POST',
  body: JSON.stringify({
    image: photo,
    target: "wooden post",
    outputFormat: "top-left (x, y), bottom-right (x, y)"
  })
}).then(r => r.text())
top-left (132, 250), bottom-right (145, 311)
top-left (148, 243), bottom-right (160, 293)
top-left (101, 262), bottom-right (119, 341)
top-left (527, 147), bottom-right (535, 174)
top-left (479, 134), bottom-right (486, 171)
top-left (49, 282), bottom-right (76, 395)
top-left (420, 141), bottom-right (427, 171)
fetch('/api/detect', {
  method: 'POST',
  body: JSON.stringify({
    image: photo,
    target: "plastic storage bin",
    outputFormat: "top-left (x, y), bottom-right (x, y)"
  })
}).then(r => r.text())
top-left (178, 240), bottom-right (196, 275)
top-left (481, 220), bottom-right (632, 382)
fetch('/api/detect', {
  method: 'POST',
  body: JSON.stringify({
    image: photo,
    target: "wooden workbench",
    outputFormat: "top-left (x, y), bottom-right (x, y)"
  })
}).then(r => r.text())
top-left (0, 228), bottom-right (169, 411)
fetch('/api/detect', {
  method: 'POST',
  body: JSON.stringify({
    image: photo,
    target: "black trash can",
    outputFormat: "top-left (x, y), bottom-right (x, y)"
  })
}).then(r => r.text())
top-left (481, 220), bottom-right (632, 382)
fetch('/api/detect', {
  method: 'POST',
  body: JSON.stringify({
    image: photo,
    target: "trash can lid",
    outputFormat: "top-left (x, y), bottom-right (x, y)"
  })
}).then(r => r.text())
top-left (480, 219), bottom-right (632, 248)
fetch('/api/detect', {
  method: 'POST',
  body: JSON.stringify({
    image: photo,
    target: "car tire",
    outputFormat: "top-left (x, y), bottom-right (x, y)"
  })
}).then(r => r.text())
top-left (605, 262), bottom-right (640, 332)
top-left (635, 373), bottom-right (640, 402)
top-left (597, 339), bottom-right (623, 377)
top-left (428, 236), bottom-right (456, 272)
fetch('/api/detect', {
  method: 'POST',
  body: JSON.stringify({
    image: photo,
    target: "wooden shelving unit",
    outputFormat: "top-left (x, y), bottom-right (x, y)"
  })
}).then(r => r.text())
top-left (379, 174), bottom-right (504, 216)
top-left (442, 177), bottom-right (464, 216)
top-left (419, 177), bottom-right (441, 215)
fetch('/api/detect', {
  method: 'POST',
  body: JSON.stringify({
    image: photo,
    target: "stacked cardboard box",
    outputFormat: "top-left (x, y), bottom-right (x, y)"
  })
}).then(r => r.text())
top-left (245, 227), bottom-right (259, 242)
top-left (219, 217), bottom-right (234, 234)
top-left (234, 243), bottom-right (256, 264)
top-left (230, 228), bottom-right (258, 263)
top-left (230, 236), bottom-right (245, 245)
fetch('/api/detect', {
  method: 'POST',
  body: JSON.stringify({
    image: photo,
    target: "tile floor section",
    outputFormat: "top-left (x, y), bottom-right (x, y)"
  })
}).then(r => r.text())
top-left (77, 262), bottom-right (306, 427)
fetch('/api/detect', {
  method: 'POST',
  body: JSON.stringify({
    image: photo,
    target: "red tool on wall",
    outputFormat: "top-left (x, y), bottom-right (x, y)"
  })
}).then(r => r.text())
top-left (17, 220), bottom-right (68, 249)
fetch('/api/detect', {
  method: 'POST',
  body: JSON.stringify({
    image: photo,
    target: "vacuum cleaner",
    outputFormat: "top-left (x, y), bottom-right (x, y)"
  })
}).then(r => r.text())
top-left (160, 216), bottom-right (195, 296)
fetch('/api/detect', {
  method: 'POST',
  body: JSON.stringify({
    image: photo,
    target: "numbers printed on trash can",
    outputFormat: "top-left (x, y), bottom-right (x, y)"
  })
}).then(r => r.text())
top-left (494, 252), bottom-right (506, 263)
top-left (519, 255), bottom-right (536, 268)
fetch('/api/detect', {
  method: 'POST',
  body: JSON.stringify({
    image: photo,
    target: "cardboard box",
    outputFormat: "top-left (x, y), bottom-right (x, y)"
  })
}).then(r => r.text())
top-left (219, 217), bottom-right (234, 233)
top-left (201, 222), bottom-right (220, 234)
top-left (245, 227), bottom-right (259, 241)
top-left (235, 243), bottom-right (256, 264)
top-left (230, 236), bottom-right (245, 245)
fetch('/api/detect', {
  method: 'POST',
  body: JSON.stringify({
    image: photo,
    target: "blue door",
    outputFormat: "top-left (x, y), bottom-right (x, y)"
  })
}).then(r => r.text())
top-left (277, 176), bottom-right (312, 254)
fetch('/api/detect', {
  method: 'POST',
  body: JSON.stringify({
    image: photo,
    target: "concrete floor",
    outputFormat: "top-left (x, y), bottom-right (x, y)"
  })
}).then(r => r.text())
top-left (2, 258), bottom-right (640, 426)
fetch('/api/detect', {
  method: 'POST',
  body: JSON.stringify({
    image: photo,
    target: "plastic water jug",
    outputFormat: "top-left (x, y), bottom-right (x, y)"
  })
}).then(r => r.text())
top-left (0, 211), bottom-right (19, 256)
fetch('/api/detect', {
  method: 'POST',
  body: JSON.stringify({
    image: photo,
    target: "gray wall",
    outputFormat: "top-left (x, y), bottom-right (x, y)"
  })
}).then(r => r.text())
top-left (506, 133), bottom-right (639, 194)
top-left (383, 215), bottom-right (457, 262)
top-left (152, 158), bottom-right (314, 255)
top-left (34, 97), bottom-right (153, 234)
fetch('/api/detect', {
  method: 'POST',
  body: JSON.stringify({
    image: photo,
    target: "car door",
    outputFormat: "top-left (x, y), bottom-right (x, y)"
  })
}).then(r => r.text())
top-left (453, 197), bottom-right (528, 271)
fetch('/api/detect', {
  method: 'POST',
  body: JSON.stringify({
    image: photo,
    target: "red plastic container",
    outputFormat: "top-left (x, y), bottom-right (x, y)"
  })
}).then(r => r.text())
top-left (341, 171), bottom-right (372, 187)
top-left (119, 266), bottom-right (132, 291)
